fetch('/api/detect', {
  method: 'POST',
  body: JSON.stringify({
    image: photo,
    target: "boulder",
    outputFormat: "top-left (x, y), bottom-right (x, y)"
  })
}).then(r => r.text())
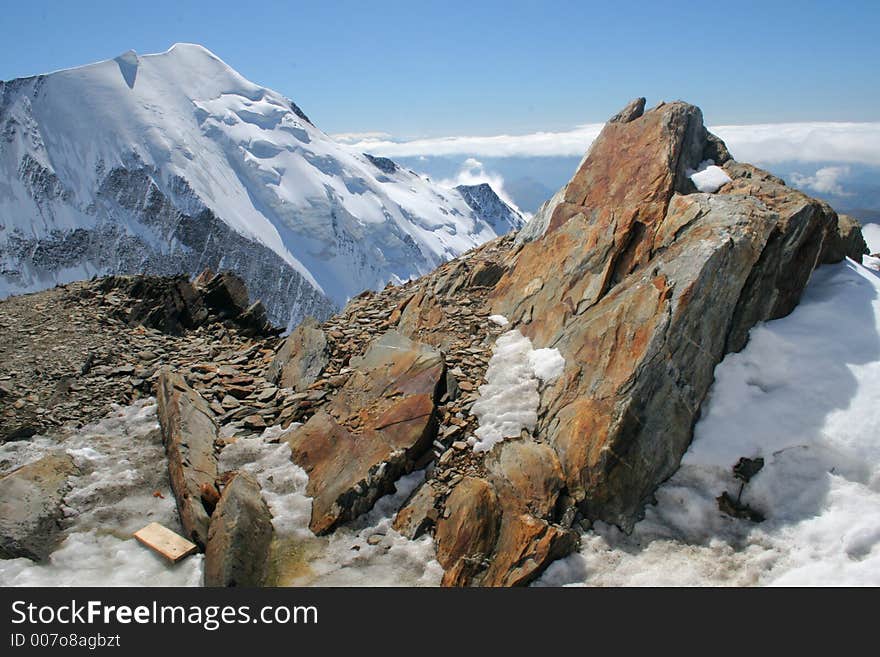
top-left (268, 317), bottom-right (329, 390)
top-left (202, 271), bottom-right (250, 318)
top-left (0, 452), bottom-right (78, 561)
top-left (204, 471), bottom-right (274, 587)
top-left (156, 368), bottom-right (219, 548)
top-left (284, 331), bottom-right (444, 534)
top-left (98, 274), bottom-right (207, 334)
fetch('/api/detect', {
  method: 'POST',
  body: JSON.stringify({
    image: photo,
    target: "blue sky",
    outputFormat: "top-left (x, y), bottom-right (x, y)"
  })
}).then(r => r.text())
top-left (2, 0), bottom-right (878, 137)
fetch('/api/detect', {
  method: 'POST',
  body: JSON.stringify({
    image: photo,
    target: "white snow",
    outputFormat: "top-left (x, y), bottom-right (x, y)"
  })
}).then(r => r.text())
top-left (488, 314), bottom-right (509, 326)
top-left (0, 399), bottom-right (204, 586)
top-left (536, 259), bottom-right (880, 586)
top-left (688, 159), bottom-right (732, 193)
top-left (471, 330), bottom-right (565, 453)
top-left (0, 43), bottom-right (523, 312)
top-left (862, 222), bottom-right (880, 254)
top-left (0, 403), bottom-right (441, 587)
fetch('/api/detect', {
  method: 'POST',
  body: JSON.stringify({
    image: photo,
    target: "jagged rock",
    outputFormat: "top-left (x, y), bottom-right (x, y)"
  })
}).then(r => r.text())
top-left (718, 162), bottom-right (846, 352)
top-left (819, 213), bottom-right (869, 264)
top-left (445, 97), bottom-right (868, 585)
top-left (609, 96), bottom-right (645, 123)
top-left (268, 317), bottom-right (329, 390)
top-left (0, 452), bottom-right (78, 560)
top-left (393, 483), bottom-right (441, 539)
top-left (284, 331), bottom-right (445, 534)
top-left (435, 477), bottom-right (501, 586)
top-left (202, 272), bottom-right (249, 317)
top-left (204, 471), bottom-right (274, 587)
top-left (98, 274), bottom-right (207, 334)
top-left (156, 368), bottom-right (218, 548)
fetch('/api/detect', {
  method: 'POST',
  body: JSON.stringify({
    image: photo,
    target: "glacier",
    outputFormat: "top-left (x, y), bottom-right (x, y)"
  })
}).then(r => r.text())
top-left (0, 43), bottom-right (523, 330)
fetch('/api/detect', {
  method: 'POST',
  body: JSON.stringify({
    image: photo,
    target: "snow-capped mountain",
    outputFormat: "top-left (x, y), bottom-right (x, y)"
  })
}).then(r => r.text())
top-left (0, 43), bottom-right (523, 329)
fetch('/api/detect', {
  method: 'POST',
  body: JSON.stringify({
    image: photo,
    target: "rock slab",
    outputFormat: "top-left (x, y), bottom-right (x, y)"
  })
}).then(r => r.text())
top-left (156, 368), bottom-right (218, 548)
top-left (204, 471), bottom-right (274, 587)
top-left (284, 331), bottom-right (444, 534)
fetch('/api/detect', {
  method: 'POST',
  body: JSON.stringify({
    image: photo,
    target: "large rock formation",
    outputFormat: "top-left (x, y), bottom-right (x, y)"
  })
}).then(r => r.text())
top-left (279, 98), bottom-right (866, 586)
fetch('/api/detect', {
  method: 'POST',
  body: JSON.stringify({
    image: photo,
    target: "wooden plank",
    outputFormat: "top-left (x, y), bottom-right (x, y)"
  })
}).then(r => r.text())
top-left (133, 522), bottom-right (198, 563)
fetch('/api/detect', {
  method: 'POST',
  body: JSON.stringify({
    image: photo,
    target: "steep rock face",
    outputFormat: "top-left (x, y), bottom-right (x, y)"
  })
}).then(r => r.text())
top-left (455, 183), bottom-right (524, 237)
top-left (484, 98), bottom-right (862, 544)
top-left (283, 331), bottom-right (445, 534)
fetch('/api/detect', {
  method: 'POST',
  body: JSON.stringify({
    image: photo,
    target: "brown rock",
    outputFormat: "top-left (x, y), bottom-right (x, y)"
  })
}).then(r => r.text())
top-left (435, 477), bottom-right (501, 587)
top-left (284, 331), bottom-right (444, 534)
top-left (393, 482), bottom-right (441, 539)
top-left (819, 212), bottom-right (869, 264)
top-left (156, 368), bottom-right (218, 548)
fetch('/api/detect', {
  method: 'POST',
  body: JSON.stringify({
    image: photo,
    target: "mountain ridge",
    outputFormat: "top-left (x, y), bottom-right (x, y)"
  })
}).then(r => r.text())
top-left (0, 43), bottom-right (523, 329)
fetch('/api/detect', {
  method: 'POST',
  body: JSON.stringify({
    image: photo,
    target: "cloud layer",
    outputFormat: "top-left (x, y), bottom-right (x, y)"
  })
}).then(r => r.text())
top-left (346, 121), bottom-right (880, 166)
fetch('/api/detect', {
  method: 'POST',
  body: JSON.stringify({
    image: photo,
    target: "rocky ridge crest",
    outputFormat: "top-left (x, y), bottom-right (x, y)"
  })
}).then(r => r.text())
top-left (0, 98), bottom-right (869, 586)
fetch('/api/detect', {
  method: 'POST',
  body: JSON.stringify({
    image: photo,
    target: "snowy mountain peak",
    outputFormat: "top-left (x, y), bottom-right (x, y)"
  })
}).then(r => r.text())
top-left (0, 45), bottom-right (523, 329)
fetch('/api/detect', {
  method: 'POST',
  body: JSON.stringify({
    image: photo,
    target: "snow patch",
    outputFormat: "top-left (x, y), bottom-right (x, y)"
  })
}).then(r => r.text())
top-left (688, 160), bottom-right (732, 193)
top-left (861, 222), bottom-right (880, 254)
top-left (488, 314), bottom-right (509, 326)
top-left (0, 399), bottom-right (204, 587)
top-left (471, 330), bottom-right (565, 453)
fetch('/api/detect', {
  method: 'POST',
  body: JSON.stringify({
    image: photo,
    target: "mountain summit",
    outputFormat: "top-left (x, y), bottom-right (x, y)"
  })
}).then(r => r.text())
top-left (0, 44), bottom-right (523, 328)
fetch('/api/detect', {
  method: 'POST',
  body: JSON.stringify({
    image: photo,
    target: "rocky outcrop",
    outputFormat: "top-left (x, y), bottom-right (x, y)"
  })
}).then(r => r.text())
top-left (455, 183), bottom-right (524, 237)
top-left (204, 471), bottom-right (274, 587)
top-left (156, 368), bottom-right (219, 548)
top-left (99, 270), bottom-right (278, 337)
top-left (283, 331), bottom-right (445, 534)
top-left (0, 452), bottom-right (78, 560)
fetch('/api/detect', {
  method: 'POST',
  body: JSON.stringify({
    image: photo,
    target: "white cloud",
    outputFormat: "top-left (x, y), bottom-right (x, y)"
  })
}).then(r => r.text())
top-left (341, 121), bottom-right (880, 166)
top-left (344, 124), bottom-right (604, 158)
top-left (437, 158), bottom-right (524, 215)
top-left (790, 166), bottom-right (852, 196)
top-left (330, 131), bottom-right (393, 144)
top-left (711, 123), bottom-right (880, 166)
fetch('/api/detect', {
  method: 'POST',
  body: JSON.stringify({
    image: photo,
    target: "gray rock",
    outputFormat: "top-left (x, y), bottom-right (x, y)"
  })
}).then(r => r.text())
top-left (268, 317), bottom-right (329, 390)
top-left (204, 471), bottom-right (273, 587)
top-left (819, 213), bottom-right (869, 265)
top-left (0, 452), bottom-right (78, 561)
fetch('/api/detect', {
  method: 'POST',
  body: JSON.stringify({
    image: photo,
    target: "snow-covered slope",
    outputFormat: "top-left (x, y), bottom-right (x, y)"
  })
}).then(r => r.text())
top-left (0, 44), bottom-right (523, 329)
